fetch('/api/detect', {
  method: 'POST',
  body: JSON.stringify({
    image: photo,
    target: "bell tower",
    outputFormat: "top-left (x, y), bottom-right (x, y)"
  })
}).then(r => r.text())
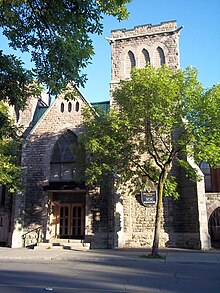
top-left (106, 20), bottom-right (183, 105)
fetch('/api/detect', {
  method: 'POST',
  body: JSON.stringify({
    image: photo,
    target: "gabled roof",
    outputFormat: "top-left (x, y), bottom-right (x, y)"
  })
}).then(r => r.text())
top-left (29, 86), bottom-right (94, 130)
top-left (30, 87), bottom-right (110, 131)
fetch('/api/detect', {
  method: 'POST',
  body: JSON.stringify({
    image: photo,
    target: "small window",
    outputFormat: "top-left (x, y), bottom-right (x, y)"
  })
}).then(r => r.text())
top-left (140, 49), bottom-right (150, 67)
top-left (61, 102), bottom-right (64, 113)
top-left (75, 101), bottom-right (79, 112)
top-left (128, 50), bottom-right (136, 69)
top-left (68, 102), bottom-right (72, 112)
top-left (154, 46), bottom-right (165, 67)
top-left (125, 50), bottom-right (136, 78)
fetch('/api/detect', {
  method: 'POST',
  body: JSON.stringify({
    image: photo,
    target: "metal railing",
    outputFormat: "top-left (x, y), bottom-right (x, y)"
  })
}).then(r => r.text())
top-left (21, 225), bottom-right (44, 248)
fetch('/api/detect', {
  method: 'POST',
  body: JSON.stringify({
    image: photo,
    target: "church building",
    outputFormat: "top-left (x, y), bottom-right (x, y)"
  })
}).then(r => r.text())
top-left (0, 21), bottom-right (220, 250)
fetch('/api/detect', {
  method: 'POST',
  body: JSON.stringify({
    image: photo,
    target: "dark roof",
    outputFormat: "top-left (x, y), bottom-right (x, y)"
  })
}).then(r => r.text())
top-left (91, 101), bottom-right (110, 113)
top-left (32, 105), bottom-right (48, 127)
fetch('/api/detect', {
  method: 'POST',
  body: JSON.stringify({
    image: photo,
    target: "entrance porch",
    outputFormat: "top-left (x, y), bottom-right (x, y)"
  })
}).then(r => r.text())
top-left (44, 181), bottom-right (87, 242)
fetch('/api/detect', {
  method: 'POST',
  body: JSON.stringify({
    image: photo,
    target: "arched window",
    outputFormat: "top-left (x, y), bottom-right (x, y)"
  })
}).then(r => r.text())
top-left (75, 101), bottom-right (80, 112)
top-left (209, 207), bottom-right (220, 246)
top-left (50, 131), bottom-right (78, 181)
top-left (140, 49), bottom-right (150, 68)
top-left (154, 46), bottom-right (165, 67)
top-left (60, 102), bottom-right (64, 113)
top-left (68, 102), bottom-right (72, 112)
top-left (125, 50), bottom-right (136, 77)
top-left (200, 162), bottom-right (212, 192)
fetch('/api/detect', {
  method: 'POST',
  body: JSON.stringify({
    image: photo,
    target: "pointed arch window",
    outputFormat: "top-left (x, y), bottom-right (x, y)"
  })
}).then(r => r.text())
top-left (75, 101), bottom-right (80, 112)
top-left (125, 50), bottom-right (136, 77)
top-left (68, 102), bottom-right (72, 112)
top-left (50, 130), bottom-right (78, 182)
top-left (154, 47), bottom-right (165, 67)
top-left (60, 102), bottom-right (64, 113)
top-left (209, 207), bottom-right (220, 244)
top-left (140, 49), bottom-right (150, 68)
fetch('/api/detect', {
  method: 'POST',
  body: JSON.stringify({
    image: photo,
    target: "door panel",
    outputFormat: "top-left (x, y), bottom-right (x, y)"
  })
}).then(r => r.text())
top-left (71, 206), bottom-right (84, 237)
top-left (59, 204), bottom-right (85, 239)
top-left (60, 206), bottom-right (69, 237)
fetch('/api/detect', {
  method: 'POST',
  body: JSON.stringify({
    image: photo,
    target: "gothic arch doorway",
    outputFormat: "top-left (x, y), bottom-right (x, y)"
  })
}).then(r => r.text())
top-left (209, 207), bottom-right (220, 248)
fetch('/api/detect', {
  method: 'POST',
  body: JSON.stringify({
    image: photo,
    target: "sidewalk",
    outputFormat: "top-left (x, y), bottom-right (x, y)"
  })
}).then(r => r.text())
top-left (0, 247), bottom-right (220, 264)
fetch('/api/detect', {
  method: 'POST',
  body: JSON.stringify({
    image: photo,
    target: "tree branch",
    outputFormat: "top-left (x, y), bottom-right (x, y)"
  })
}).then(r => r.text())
top-left (145, 118), bottom-right (164, 170)
top-left (128, 156), bottom-right (157, 183)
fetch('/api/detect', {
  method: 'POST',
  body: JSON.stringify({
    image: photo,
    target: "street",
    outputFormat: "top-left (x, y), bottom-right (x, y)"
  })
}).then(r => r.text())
top-left (0, 250), bottom-right (219, 293)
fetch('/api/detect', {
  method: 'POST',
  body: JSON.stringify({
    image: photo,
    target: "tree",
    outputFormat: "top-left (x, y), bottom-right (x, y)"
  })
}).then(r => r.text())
top-left (0, 0), bottom-right (131, 96)
top-left (0, 51), bottom-right (40, 191)
top-left (0, 50), bottom-right (39, 108)
top-left (0, 101), bottom-right (22, 191)
top-left (78, 65), bottom-right (220, 256)
top-left (0, 0), bottom-right (131, 190)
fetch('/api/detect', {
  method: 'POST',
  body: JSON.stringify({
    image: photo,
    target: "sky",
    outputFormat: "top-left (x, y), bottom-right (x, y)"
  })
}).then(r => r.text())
top-left (1, 0), bottom-right (220, 103)
top-left (79, 0), bottom-right (220, 103)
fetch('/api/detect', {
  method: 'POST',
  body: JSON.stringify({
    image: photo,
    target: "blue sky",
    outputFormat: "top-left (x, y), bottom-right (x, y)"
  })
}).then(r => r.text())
top-left (1, 0), bottom-right (219, 103)
top-left (80, 0), bottom-right (220, 102)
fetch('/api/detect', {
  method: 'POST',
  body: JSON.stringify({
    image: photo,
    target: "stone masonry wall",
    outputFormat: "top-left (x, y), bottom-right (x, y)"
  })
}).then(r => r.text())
top-left (116, 184), bottom-right (169, 248)
top-left (206, 193), bottom-right (220, 220)
top-left (86, 180), bottom-right (115, 249)
top-left (109, 21), bottom-right (182, 104)
top-left (15, 93), bottom-right (88, 242)
top-left (109, 21), bottom-right (183, 248)
top-left (170, 161), bottom-right (201, 249)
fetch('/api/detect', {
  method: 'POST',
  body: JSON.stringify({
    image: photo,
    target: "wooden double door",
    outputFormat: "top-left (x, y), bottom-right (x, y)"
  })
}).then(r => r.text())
top-left (59, 204), bottom-right (85, 239)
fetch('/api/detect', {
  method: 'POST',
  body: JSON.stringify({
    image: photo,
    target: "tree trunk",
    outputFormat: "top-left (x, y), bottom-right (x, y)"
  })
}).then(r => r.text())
top-left (151, 165), bottom-right (171, 256)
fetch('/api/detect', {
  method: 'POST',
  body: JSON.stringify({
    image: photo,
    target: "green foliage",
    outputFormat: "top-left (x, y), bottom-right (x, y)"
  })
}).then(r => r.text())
top-left (0, 0), bottom-right (131, 96)
top-left (97, 0), bottom-right (131, 19)
top-left (177, 159), bottom-right (202, 182)
top-left (79, 64), bottom-right (220, 255)
top-left (0, 51), bottom-right (37, 192)
top-left (0, 102), bottom-right (21, 192)
top-left (0, 50), bottom-right (40, 109)
top-left (164, 176), bottom-right (178, 199)
top-left (186, 84), bottom-right (220, 167)
top-left (0, 0), bottom-right (131, 192)
top-left (77, 107), bottom-right (134, 185)
top-left (0, 152), bottom-right (21, 193)
top-left (79, 65), bottom-right (220, 196)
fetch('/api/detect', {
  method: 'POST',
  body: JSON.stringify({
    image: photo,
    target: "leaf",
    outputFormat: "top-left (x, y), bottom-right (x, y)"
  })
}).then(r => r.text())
top-left (0, 0), bottom-right (131, 95)
top-left (77, 65), bottom-right (220, 195)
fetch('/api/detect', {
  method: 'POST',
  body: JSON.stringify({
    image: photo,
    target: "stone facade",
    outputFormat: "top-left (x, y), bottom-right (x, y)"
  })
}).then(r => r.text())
top-left (206, 193), bottom-right (220, 217)
top-left (205, 192), bottom-right (220, 247)
top-left (9, 90), bottom-right (116, 249)
top-left (107, 20), bottom-right (211, 250)
top-left (108, 20), bottom-right (182, 104)
top-left (0, 21), bottom-right (217, 250)
top-left (11, 93), bottom-right (88, 247)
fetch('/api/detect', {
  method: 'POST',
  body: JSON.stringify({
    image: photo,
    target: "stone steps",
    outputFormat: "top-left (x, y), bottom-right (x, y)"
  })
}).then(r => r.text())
top-left (35, 239), bottom-right (90, 251)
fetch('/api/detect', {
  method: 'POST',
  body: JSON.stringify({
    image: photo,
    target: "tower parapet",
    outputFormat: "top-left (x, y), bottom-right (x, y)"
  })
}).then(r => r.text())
top-left (107, 20), bottom-right (183, 104)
